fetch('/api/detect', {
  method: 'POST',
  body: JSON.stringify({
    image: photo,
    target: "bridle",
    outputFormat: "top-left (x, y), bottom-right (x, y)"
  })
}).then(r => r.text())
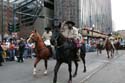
top-left (52, 31), bottom-right (64, 48)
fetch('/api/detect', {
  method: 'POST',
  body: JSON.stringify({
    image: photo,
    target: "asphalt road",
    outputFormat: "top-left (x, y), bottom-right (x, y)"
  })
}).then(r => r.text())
top-left (0, 50), bottom-right (124, 83)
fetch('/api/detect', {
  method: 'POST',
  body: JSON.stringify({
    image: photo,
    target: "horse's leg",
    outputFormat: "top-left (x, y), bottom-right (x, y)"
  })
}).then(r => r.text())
top-left (115, 48), bottom-right (118, 54)
top-left (68, 62), bottom-right (72, 83)
top-left (80, 47), bottom-right (86, 72)
top-left (100, 49), bottom-right (102, 54)
top-left (44, 59), bottom-right (48, 75)
top-left (80, 54), bottom-right (86, 72)
top-left (72, 60), bottom-right (78, 77)
top-left (113, 48), bottom-right (115, 55)
top-left (116, 48), bottom-right (119, 55)
top-left (111, 49), bottom-right (114, 58)
top-left (97, 49), bottom-right (99, 55)
top-left (53, 61), bottom-right (61, 83)
top-left (33, 58), bottom-right (41, 75)
top-left (106, 50), bottom-right (110, 58)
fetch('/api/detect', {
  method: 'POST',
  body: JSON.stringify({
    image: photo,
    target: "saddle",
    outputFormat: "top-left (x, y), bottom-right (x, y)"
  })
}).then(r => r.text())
top-left (63, 39), bottom-right (75, 49)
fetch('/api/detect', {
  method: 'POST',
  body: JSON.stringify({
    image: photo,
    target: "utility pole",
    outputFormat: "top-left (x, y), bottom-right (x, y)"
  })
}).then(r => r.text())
top-left (13, 2), bottom-right (16, 32)
top-left (1, 0), bottom-right (4, 41)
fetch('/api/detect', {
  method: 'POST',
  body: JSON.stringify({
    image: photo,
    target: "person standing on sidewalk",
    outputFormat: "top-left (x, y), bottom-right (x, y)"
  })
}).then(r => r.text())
top-left (1, 40), bottom-right (7, 62)
top-left (0, 41), bottom-right (3, 66)
top-left (17, 38), bottom-right (25, 62)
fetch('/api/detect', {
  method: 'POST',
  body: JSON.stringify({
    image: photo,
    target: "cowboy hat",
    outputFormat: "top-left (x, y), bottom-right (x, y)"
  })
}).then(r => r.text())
top-left (45, 27), bottom-right (51, 30)
top-left (108, 33), bottom-right (112, 36)
top-left (65, 21), bottom-right (75, 26)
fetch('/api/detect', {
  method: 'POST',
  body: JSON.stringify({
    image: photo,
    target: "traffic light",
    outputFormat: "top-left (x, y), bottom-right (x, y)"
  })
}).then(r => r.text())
top-left (15, 23), bottom-right (20, 32)
top-left (8, 23), bottom-right (14, 33)
top-left (8, 23), bottom-right (20, 32)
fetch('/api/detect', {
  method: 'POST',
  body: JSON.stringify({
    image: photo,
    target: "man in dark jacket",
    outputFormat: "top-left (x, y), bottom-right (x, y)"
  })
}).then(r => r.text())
top-left (17, 38), bottom-right (25, 62)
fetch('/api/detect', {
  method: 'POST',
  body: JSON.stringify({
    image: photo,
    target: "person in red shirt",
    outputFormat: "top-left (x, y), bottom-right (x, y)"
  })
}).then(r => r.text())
top-left (9, 40), bottom-right (15, 61)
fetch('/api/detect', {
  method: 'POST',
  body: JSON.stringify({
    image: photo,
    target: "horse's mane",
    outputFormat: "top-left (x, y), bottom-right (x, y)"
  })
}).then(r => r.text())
top-left (35, 32), bottom-right (43, 41)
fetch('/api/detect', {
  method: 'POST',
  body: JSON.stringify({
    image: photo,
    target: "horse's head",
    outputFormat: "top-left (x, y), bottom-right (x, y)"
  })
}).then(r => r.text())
top-left (27, 30), bottom-right (41, 43)
top-left (50, 28), bottom-right (65, 47)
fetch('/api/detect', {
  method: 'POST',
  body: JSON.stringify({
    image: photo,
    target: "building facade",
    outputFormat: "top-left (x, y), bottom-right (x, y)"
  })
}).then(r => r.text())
top-left (54, 0), bottom-right (80, 27)
top-left (16, 0), bottom-right (54, 37)
top-left (0, 0), bottom-right (13, 40)
top-left (80, 0), bottom-right (112, 34)
top-left (0, 0), bottom-right (112, 39)
top-left (54, 0), bottom-right (112, 34)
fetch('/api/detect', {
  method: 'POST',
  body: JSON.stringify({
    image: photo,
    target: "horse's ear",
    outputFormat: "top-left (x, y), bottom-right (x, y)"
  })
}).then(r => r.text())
top-left (34, 29), bottom-right (37, 33)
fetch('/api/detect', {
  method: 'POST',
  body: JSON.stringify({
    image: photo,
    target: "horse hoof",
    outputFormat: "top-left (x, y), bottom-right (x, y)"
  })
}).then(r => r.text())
top-left (68, 80), bottom-right (72, 83)
top-left (107, 56), bottom-right (110, 58)
top-left (83, 69), bottom-right (86, 72)
top-left (33, 72), bottom-right (36, 75)
top-left (44, 70), bottom-right (48, 75)
top-left (72, 73), bottom-right (77, 78)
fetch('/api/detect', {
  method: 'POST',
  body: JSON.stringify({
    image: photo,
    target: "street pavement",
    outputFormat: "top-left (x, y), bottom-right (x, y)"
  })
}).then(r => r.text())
top-left (0, 50), bottom-right (125, 83)
top-left (83, 50), bottom-right (125, 83)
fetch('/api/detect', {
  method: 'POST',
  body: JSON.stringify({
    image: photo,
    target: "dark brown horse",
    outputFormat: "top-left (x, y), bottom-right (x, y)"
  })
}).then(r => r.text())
top-left (96, 43), bottom-right (103, 55)
top-left (104, 38), bottom-right (114, 58)
top-left (27, 30), bottom-right (50, 75)
top-left (51, 28), bottom-right (86, 83)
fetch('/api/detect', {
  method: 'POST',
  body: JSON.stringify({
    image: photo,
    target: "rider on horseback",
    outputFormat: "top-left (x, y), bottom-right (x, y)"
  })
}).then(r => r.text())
top-left (42, 27), bottom-right (52, 45)
top-left (60, 21), bottom-right (81, 60)
top-left (104, 34), bottom-right (115, 50)
top-left (42, 27), bottom-right (53, 58)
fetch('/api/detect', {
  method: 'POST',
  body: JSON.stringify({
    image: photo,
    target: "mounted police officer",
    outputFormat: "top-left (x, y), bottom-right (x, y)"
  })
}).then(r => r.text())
top-left (104, 34), bottom-right (115, 50)
top-left (60, 21), bottom-right (79, 40)
top-left (42, 27), bottom-right (52, 42)
top-left (42, 27), bottom-right (53, 58)
top-left (60, 21), bottom-right (81, 60)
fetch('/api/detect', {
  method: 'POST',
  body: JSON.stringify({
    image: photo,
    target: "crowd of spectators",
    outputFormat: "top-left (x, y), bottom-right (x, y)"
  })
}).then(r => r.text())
top-left (0, 38), bottom-right (35, 66)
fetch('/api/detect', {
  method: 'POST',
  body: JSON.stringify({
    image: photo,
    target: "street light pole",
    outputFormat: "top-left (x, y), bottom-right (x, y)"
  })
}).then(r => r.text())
top-left (87, 0), bottom-right (92, 44)
top-left (89, 0), bottom-right (92, 28)
top-left (92, 24), bottom-right (95, 37)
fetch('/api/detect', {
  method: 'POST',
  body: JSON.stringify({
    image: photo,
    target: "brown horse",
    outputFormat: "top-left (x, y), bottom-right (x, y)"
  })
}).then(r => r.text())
top-left (104, 38), bottom-right (114, 58)
top-left (27, 30), bottom-right (50, 75)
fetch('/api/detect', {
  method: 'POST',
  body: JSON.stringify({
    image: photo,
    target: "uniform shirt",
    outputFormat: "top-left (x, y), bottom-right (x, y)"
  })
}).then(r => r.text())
top-left (42, 31), bottom-right (52, 40)
top-left (61, 26), bottom-right (79, 39)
